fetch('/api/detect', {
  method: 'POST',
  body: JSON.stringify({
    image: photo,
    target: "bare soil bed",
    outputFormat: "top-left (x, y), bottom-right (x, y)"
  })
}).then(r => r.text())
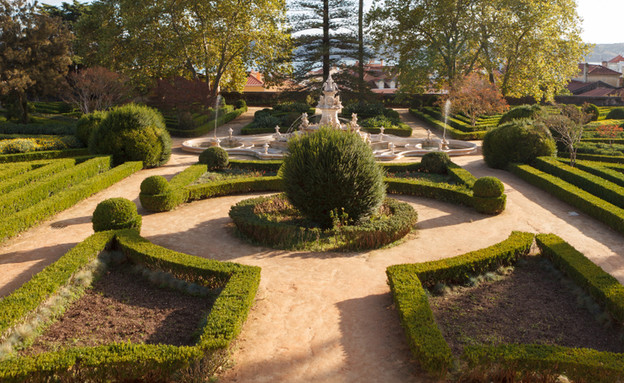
top-left (428, 256), bottom-right (624, 356)
top-left (25, 264), bottom-right (217, 355)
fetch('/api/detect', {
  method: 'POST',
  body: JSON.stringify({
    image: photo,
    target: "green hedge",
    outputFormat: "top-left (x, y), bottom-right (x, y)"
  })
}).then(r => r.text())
top-left (422, 107), bottom-right (493, 133)
top-left (361, 122), bottom-right (413, 137)
top-left (533, 157), bottom-right (624, 209)
top-left (0, 159), bottom-right (74, 194)
top-left (386, 232), bottom-right (534, 375)
top-left (0, 162), bottom-right (32, 182)
top-left (0, 121), bottom-right (75, 136)
top-left (508, 163), bottom-right (624, 235)
top-left (0, 229), bottom-right (260, 382)
top-left (386, 178), bottom-right (474, 208)
top-left (167, 106), bottom-right (247, 138)
top-left (186, 176), bottom-right (283, 201)
top-left (565, 159), bottom-right (624, 188)
top-left (0, 160), bottom-right (142, 243)
top-left (229, 159), bottom-right (282, 172)
top-left (409, 109), bottom-right (487, 140)
top-left (536, 233), bottom-right (624, 322)
top-left (0, 149), bottom-right (90, 163)
top-left (229, 195), bottom-right (417, 251)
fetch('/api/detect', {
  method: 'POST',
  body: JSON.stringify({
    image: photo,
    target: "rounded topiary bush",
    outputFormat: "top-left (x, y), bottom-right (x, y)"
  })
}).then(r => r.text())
top-left (88, 103), bottom-right (171, 168)
top-left (92, 198), bottom-right (142, 232)
top-left (140, 175), bottom-right (172, 195)
top-left (497, 104), bottom-right (543, 126)
top-left (282, 127), bottom-right (386, 228)
top-left (235, 99), bottom-right (247, 109)
top-left (582, 103), bottom-right (599, 122)
top-left (420, 151), bottom-right (451, 174)
top-left (483, 120), bottom-right (556, 169)
top-left (76, 111), bottom-right (106, 146)
top-left (606, 107), bottom-right (624, 120)
top-left (199, 146), bottom-right (229, 170)
top-left (473, 176), bottom-right (504, 198)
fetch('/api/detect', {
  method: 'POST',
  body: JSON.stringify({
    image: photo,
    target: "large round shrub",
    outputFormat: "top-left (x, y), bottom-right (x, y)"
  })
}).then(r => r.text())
top-left (473, 176), bottom-right (504, 198)
top-left (88, 103), bottom-right (171, 168)
top-left (199, 146), bottom-right (229, 170)
top-left (92, 198), bottom-right (142, 232)
top-left (483, 120), bottom-right (556, 169)
top-left (606, 107), bottom-right (624, 120)
top-left (420, 152), bottom-right (451, 174)
top-left (75, 111), bottom-right (107, 146)
top-left (497, 104), bottom-right (543, 126)
top-left (582, 103), bottom-right (599, 122)
top-left (140, 175), bottom-right (172, 195)
top-left (282, 128), bottom-right (386, 228)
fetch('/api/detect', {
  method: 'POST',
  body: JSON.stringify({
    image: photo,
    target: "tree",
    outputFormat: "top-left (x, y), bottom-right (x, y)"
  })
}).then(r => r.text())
top-left (39, 0), bottom-right (90, 32)
top-left (289, 0), bottom-right (357, 87)
top-left (0, 0), bottom-right (73, 123)
top-left (64, 66), bottom-right (130, 114)
top-left (75, 0), bottom-right (291, 99)
top-left (540, 104), bottom-right (590, 167)
top-left (442, 73), bottom-right (508, 126)
top-left (368, 0), bottom-right (482, 92)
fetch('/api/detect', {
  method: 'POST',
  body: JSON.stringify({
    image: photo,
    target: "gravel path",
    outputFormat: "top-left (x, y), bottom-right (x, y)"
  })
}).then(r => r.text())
top-left (1, 108), bottom-right (623, 382)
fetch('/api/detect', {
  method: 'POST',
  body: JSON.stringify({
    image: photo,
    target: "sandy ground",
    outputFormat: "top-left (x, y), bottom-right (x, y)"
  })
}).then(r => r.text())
top-left (1, 108), bottom-right (624, 382)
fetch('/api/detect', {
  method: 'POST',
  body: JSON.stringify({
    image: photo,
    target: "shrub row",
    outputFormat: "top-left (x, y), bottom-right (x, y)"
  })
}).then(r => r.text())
top-left (422, 107), bottom-right (494, 132)
top-left (533, 157), bottom-right (624, 209)
top-left (409, 108), bottom-right (487, 140)
top-left (0, 121), bottom-right (75, 136)
top-left (565, 159), bottom-right (624, 188)
top-left (0, 148), bottom-right (90, 163)
top-left (0, 157), bottom-right (110, 216)
top-left (0, 159), bottom-right (74, 194)
top-left (167, 106), bottom-right (248, 138)
top-left (229, 159), bottom-right (282, 172)
top-left (0, 136), bottom-right (82, 154)
top-left (0, 160), bottom-right (142, 243)
top-left (508, 163), bottom-right (624, 234)
top-left (386, 232), bottom-right (534, 375)
top-left (229, 195), bottom-right (417, 251)
top-left (186, 176), bottom-right (283, 202)
top-left (360, 121), bottom-right (413, 137)
top-left (0, 162), bottom-right (34, 183)
top-left (0, 229), bottom-right (260, 381)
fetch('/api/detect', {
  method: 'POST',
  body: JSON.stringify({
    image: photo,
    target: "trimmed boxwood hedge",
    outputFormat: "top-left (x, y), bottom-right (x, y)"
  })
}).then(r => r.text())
top-left (388, 232), bottom-right (624, 381)
top-left (409, 108), bottom-right (487, 140)
top-left (0, 148), bottom-right (90, 163)
top-left (168, 106), bottom-right (247, 138)
top-left (0, 160), bottom-right (142, 243)
top-left (508, 163), bottom-right (624, 235)
top-left (0, 229), bottom-right (260, 382)
top-left (229, 195), bottom-right (417, 251)
top-left (386, 232), bottom-right (534, 375)
top-left (0, 159), bottom-right (74, 194)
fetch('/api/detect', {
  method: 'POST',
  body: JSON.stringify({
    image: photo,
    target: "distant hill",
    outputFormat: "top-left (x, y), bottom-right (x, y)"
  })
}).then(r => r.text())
top-left (584, 43), bottom-right (624, 63)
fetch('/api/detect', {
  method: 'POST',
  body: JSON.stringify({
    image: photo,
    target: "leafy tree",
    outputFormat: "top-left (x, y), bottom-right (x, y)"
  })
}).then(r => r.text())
top-left (539, 104), bottom-right (590, 167)
top-left (76, 0), bottom-right (291, 99)
top-left (441, 73), bottom-right (508, 126)
top-left (289, 0), bottom-right (357, 87)
top-left (0, 0), bottom-right (73, 123)
top-left (64, 66), bottom-right (130, 114)
top-left (39, 0), bottom-right (90, 32)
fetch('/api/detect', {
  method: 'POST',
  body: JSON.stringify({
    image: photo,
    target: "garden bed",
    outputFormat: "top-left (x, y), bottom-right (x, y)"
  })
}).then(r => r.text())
top-left (429, 256), bottom-right (624, 357)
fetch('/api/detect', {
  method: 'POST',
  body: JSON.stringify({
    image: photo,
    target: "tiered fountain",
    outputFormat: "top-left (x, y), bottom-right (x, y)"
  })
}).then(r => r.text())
top-left (182, 74), bottom-right (477, 160)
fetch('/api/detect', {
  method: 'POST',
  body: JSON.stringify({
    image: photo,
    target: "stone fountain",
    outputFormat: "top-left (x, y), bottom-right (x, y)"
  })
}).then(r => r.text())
top-left (182, 75), bottom-right (477, 160)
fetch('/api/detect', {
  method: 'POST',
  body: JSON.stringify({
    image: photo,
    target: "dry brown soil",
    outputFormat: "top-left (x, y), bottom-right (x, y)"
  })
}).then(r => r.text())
top-left (1, 108), bottom-right (624, 382)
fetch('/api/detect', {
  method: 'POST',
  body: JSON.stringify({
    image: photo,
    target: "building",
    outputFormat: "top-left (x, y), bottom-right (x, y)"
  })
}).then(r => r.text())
top-left (363, 60), bottom-right (398, 94)
top-left (573, 63), bottom-right (622, 88)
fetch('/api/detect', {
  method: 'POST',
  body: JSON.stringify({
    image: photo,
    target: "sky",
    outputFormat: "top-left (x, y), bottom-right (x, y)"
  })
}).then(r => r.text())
top-left (38, 0), bottom-right (624, 45)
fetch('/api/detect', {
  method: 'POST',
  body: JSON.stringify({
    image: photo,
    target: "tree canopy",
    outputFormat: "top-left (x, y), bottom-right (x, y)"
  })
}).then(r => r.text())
top-left (76, 0), bottom-right (292, 98)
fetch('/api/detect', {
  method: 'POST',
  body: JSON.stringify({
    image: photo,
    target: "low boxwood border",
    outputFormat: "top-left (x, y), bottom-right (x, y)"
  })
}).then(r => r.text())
top-left (229, 195), bottom-right (418, 251)
top-left (139, 160), bottom-right (505, 217)
top-left (386, 232), bottom-right (534, 375)
top-left (167, 106), bottom-right (248, 138)
top-left (508, 163), bottom-right (624, 235)
top-left (0, 149), bottom-right (90, 163)
top-left (387, 232), bottom-right (624, 381)
top-left (0, 159), bottom-right (74, 194)
top-left (0, 229), bottom-right (260, 382)
top-left (409, 109), bottom-right (487, 140)
top-left (0, 160), bottom-right (142, 243)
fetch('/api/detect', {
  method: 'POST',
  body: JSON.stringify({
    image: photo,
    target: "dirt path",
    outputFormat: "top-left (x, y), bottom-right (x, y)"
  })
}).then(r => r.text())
top-left (1, 109), bottom-right (624, 382)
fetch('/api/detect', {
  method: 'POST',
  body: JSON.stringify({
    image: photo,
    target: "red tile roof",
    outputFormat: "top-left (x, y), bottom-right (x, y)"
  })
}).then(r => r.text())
top-left (608, 55), bottom-right (624, 63)
top-left (578, 63), bottom-right (621, 76)
top-left (567, 79), bottom-right (587, 92)
top-left (577, 87), bottom-right (618, 97)
top-left (245, 73), bottom-right (264, 87)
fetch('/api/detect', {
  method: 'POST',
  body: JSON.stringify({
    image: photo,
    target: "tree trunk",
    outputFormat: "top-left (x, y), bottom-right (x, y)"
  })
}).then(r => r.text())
top-left (569, 144), bottom-right (576, 167)
top-left (17, 92), bottom-right (29, 124)
top-left (322, 0), bottom-right (330, 81)
top-left (358, 0), bottom-right (364, 99)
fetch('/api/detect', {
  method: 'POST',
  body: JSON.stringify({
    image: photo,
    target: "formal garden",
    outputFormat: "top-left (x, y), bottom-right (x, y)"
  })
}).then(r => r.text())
top-left (3, 0), bottom-right (624, 381)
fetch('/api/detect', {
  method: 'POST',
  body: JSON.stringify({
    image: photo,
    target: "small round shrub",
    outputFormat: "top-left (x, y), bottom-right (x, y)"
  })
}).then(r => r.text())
top-left (483, 120), bottom-right (556, 169)
top-left (199, 146), bottom-right (229, 170)
top-left (606, 107), bottom-right (624, 120)
top-left (497, 104), bottom-right (543, 126)
top-left (582, 103), bottom-right (599, 122)
top-left (234, 99), bottom-right (247, 109)
top-left (140, 175), bottom-right (172, 195)
top-left (76, 111), bottom-right (106, 146)
top-left (420, 152), bottom-right (451, 174)
top-left (92, 198), bottom-right (142, 232)
top-left (473, 176), bottom-right (504, 198)
top-left (282, 127), bottom-right (386, 228)
top-left (88, 103), bottom-right (172, 168)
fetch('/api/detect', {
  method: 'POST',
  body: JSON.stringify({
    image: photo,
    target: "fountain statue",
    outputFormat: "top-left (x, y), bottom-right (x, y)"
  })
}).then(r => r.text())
top-left (181, 74), bottom-right (477, 160)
